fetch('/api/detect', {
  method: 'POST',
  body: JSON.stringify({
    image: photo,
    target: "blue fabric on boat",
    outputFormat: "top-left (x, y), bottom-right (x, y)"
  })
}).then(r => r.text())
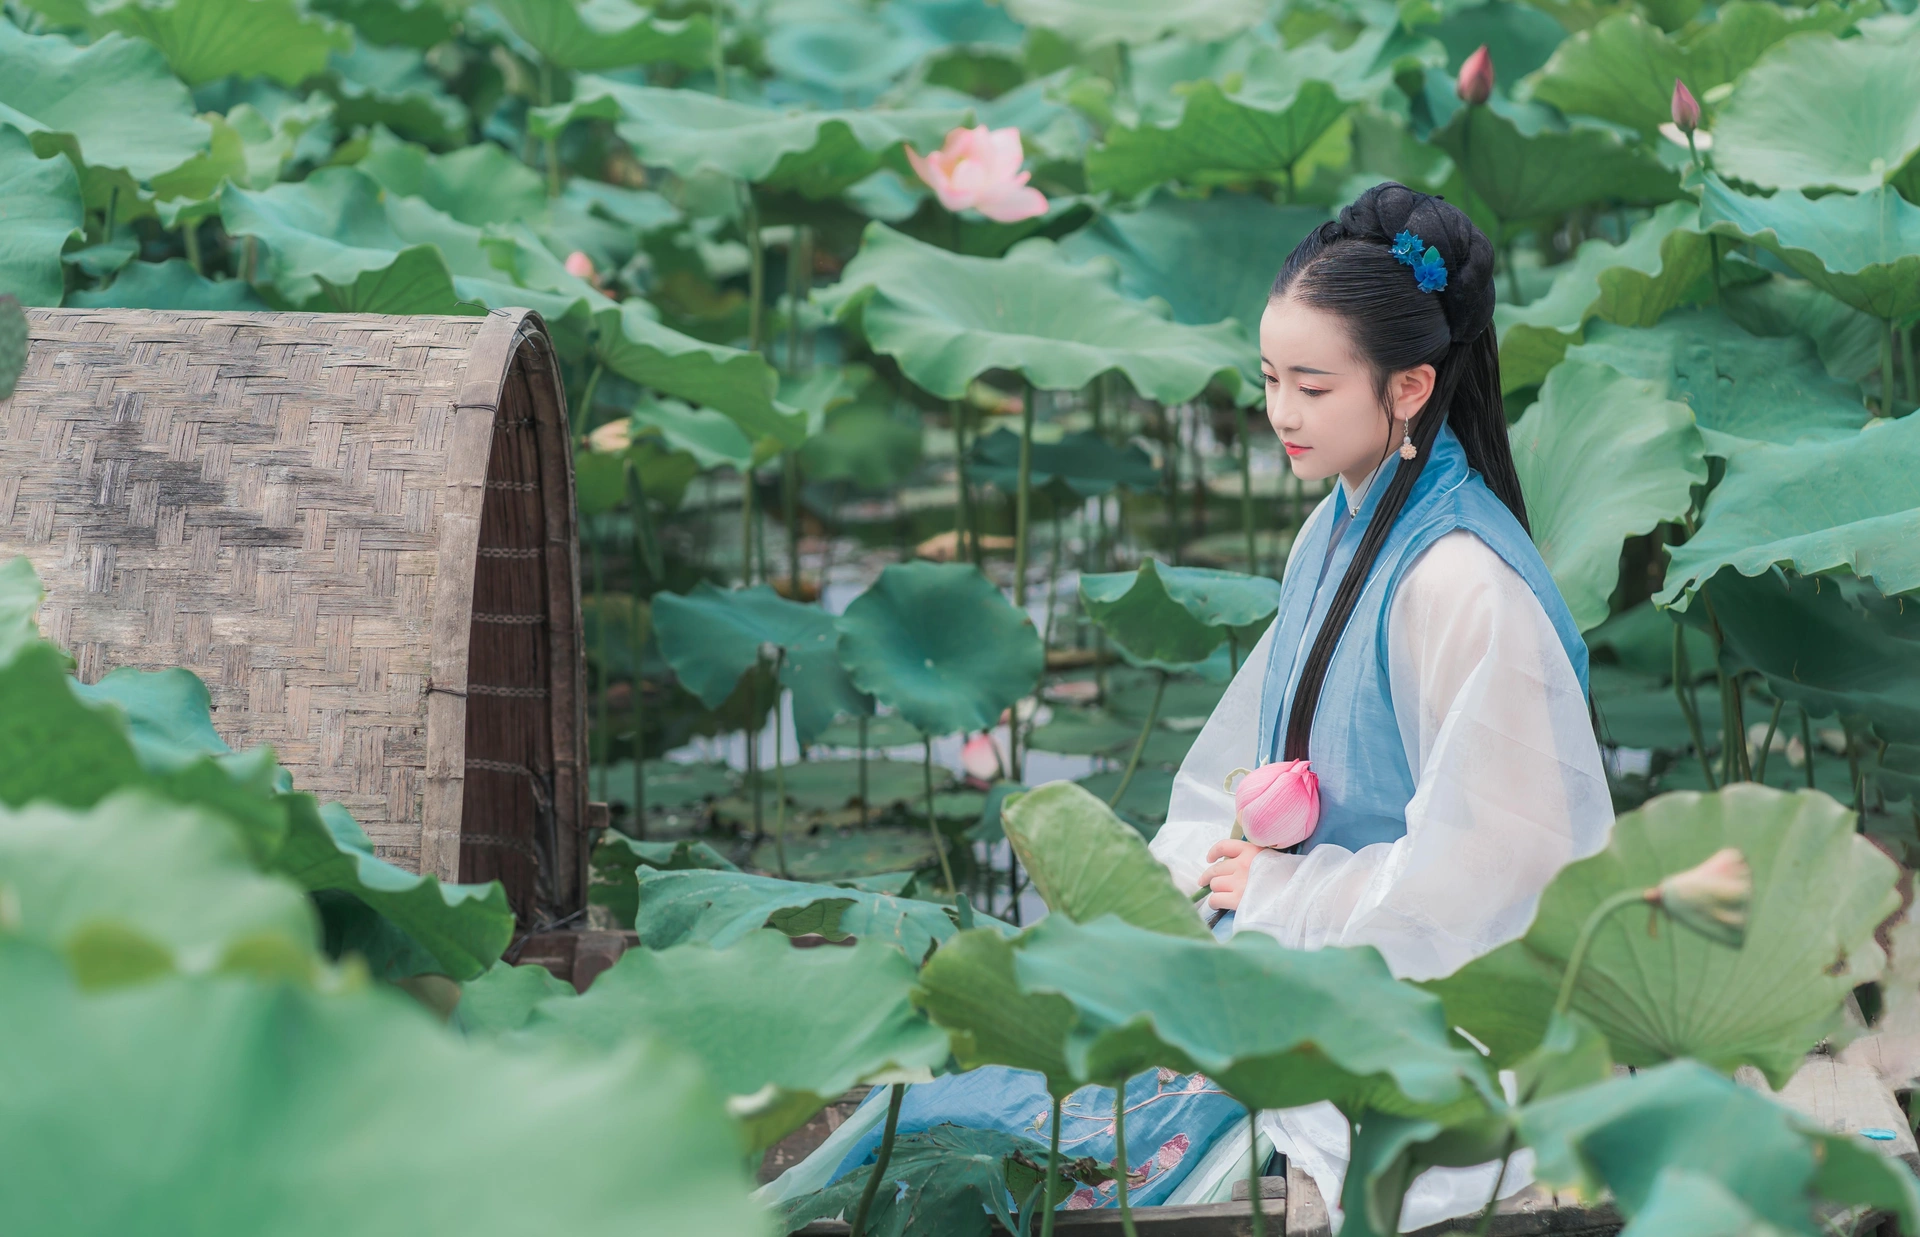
top-left (828, 1066), bottom-right (1247, 1210)
top-left (1254, 425), bottom-right (1589, 856)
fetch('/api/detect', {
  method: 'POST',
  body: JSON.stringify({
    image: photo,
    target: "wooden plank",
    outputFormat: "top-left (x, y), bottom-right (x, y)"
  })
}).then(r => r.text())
top-left (1284, 1159), bottom-right (1332, 1237)
top-left (1229, 1176), bottom-right (1286, 1202)
top-left (1742, 1056), bottom-right (1920, 1172)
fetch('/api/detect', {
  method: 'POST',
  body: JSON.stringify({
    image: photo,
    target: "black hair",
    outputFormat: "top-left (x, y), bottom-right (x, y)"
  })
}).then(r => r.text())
top-left (1267, 181), bottom-right (1525, 764)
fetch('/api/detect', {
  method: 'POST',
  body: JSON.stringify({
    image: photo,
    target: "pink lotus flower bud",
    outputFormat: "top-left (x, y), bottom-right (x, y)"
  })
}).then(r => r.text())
top-left (565, 250), bottom-right (598, 281)
top-left (1670, 79), bottom-right (1700, 135)
top-left (1644, 846), bottom-right (1751, 947)
top-left (1225, 761), bottom-right (1319, 850)
top-left (904, 125), bottom-right (1049, 224)
top-left (1456, 45), bottom-right (1494, 105)
top-left (960, 732), bottom-right (1003, 783)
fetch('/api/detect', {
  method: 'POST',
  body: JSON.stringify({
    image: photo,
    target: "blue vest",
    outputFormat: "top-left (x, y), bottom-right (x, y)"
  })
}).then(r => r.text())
top-left (1254, 425), bottom-right (1589, 856)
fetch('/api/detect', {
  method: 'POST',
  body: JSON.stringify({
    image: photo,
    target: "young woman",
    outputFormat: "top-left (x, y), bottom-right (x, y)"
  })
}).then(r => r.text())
top-left (762, 183), bottom-right (1612, 1229)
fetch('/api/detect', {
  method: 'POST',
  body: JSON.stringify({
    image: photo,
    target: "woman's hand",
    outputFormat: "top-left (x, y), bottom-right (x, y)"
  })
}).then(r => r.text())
top-left (1200, 838), bottom-right (1261, 910)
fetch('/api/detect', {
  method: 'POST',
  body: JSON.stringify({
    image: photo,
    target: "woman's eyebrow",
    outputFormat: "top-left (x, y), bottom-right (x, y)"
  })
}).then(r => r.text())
top-left (1258, 355), bottom-right (1334, 375)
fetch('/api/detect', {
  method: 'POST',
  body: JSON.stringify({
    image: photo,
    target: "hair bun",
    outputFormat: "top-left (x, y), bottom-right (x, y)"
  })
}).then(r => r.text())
top-left (1336, 182), bottom-right (1496, 344)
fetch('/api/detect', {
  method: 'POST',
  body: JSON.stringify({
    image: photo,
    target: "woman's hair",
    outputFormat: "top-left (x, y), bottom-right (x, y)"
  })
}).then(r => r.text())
top-left (1267, 181), bottom-right (1524, 764)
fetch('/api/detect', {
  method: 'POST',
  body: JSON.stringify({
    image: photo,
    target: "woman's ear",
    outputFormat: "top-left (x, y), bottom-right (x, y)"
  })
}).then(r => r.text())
top-left (1391, 363), bottom-right (1438, 421)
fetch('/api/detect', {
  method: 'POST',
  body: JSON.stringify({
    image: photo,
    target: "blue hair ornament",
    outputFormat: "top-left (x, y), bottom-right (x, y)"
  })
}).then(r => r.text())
top-left (1391, 229), bottom-right (1448, 293)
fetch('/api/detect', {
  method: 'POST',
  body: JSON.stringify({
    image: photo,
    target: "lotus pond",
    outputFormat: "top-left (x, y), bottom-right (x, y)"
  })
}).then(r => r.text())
top-left (4, 0), bottom-right (1920, 1232)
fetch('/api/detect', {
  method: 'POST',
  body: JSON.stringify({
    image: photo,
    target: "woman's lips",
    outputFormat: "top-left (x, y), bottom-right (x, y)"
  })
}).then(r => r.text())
top-left (1283, 442), bottom-right (1308, 456)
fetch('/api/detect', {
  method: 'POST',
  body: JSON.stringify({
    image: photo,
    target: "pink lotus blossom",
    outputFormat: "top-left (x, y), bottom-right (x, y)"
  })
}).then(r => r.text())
top-left (1226, 760), bottom-right (1319, 850)
top-left (961, 732), bottom-right (1003, 783)
top-left (905, 125), bottom-right (1049, 224)
top-left (1456, 45), bottom-right (1494, 105)
top-left (565, 251), bottom-right (598, 282)
top-left (1671, 79), bottom-right (1701, 134)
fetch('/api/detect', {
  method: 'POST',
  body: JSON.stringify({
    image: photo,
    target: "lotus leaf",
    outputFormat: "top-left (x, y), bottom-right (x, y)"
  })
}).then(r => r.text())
top-left (0, 940), bottom-right (766, 1237)
top-left (87, 0), bottom-right (351, 88)
top-left (1058, 191), bottom-right (1327, 340)
top-left (532, 78), bottom-right (967, 199)
top-left (1710, 30), bottom-right (1920, 194)
top-left (777, 1124), bottom-right (1045, 1237)
top-left (486, 0), bottom-right (711, 71)
top-left (311, 0), bottom-right (454, 47)
top-left (1525, 2), bottom-right (1868, 139)
top-left (764, 8), bottom-right (935, 100)
top-left (1511, 359), bottom-right (1706, 630)
top-left (1699, 177), bottom-right (1920, 322)
top-left (747, 827), bottom-right (940, 882)
top-left (1493, 200), bottom-right (1710, 391)
top-left (1585, 601), bottom-right (1715, 683)
top-left (1720, 273), bottom-right (1884, 387)
top-left (590, 833), bottom-right (738, 926)
top-left (1000, 780), bottom-right (1208, 939)
top-left (835, 561), bottom-right (1044, 737)
top-left (1706, 569), bottom-right (1920, 745)
top-left (515, 930), bottom-right (949, 1149)
top-left (1074, 767), bottom-right (1176, 829)
top-left (1429, 93), bottom-right (1680, 231)
top-left (326, 43), bottom-right (470, 149)
top-left (1080, 560), bottom-right (1282, 669)
top-left (967, 427), bottom-right (1160, 499)
top-left (1566, 309), bottom-right (1868, 455)
top-left (628, 867), bottom-right (978, 960)
top-left (820, 223), bottom-right (1249, 403)
top-left (0, 792), bottom-right (320, 988)
top-left (451, 960), bottom-right (578, 1036)
top-left (1086, 32), bottom-right (1397, 198)
top-left (762, 757), bottom-right (946, 811)
top-left (1425, 785), bottom-right (1900, 1086)
top-left (797, 406), bottom-right (923, 488)
top-left (601, 303), bottom-right (800, 446)
top-left (1001, 0), bottom-right (1265, 47)
top-left (358, 126), bottom-right (546, 227)
top-left (1658, 413), bottom-right (1920, 608)
top-left (0, 24), bottom-right (208, 186)
top-left (1010, 914), bottom-right (1492, 1116)
top-left (632, 396), bottom-right (758, 470)
top-left (1025, 707), bottom-right (1141, 757)
top-left (0, 125), bottom-right (83, 307)
top-left (914, 926), bottom-right (1080, 1092)
top-left (1518, 1060), bottom-right (1920, 1236)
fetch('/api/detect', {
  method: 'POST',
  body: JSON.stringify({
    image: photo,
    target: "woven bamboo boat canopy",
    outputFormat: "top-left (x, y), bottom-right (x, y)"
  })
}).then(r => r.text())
top-left (0, 307), bottom-right (587, 925)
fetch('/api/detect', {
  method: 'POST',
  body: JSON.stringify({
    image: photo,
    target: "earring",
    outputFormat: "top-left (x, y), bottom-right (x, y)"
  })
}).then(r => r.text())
top-left (1398, 421), bottom-right (1418, 461)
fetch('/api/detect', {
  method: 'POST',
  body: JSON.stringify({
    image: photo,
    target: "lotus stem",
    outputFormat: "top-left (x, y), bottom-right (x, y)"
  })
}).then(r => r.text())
top-left (848, 1083), bottom-right (906, 1237)
top-left (953, 400), bottom-right (978, 566)
top-left (1904, 324), bottom-right (1916, 404)
top-left (858, 714), bottom-right (870, 826)
top-left (1109, 670), bottom-right (1166, 808)
top-left (629, 473), bottom-right (649, 837)
top-left (1697, 592), bottom-right (1742, 782)
top-left (1247, 1107), bottom-right (1266, 1237)
top-left (1039, 1093), bottom-right (1063, 1237)
top-left (591, 521), bottom-right (608, 803)
top-left (1043, 510), bottom-right (1063, 652)
top-left (576, 362), bottom-right (604, 431)
top-left (740, 468), bottom-right (755, 586)
top-left (1754, 697), bottom-right (1784, 784)
top-left (538, 60), bottom-right (561, 197)
top-left (926, 736), bottom-right (955, 893)
top-left (1554, 886), bottom-right (1648, 1018)
top-left (182, 220), bottom-right (202, 277)
top-left (1014, 378), bottom-right (1035, 607)
top-left (786, 228), bottom-right (805, 375)
top-left (1239, 412), bottom-right (1256, 575)
top-left (1801, 705), bottom-right (1816, 789)
top-left (783, 451), bottom-right (801, 599)
top-left (773, 657), bottom-right (790, 878)
top-left (1502, 238), bottom-right (1523, 307)
top-left (1673, 619), bottom-right (1715, 790)
top-left (1473, 1133), bottom-right (1517, 1237)
top-left (746, 668), bottom-right (763, 840)
top-left (1883, 321), bottom-right (1899, 417)
top-left (1112, 1081), bottom-right (1141, 1237)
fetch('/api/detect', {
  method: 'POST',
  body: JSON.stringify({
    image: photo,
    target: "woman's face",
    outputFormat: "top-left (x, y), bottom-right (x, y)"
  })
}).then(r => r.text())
top-left (1258, 295), bottom-right (1435, 491)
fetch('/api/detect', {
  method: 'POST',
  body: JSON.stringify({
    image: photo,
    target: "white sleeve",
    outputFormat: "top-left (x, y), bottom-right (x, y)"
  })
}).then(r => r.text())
top-left (1227, 530), bottom-right (1614, 981)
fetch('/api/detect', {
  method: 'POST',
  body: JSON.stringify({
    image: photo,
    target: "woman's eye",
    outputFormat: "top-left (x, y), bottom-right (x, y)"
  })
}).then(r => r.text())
top-left (1262, 373), bottom-right (1278, 385)
top-left (1299, 387), bottom-right (1328, 397)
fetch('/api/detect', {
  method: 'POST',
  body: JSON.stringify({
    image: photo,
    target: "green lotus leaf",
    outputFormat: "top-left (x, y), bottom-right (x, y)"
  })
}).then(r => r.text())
top-left (358, 126), bottom-right (546, 227)
top-left (514, 931), bottom-right (951, 1150)
top-left (1024, 708), bottom-right (1141, 757)
top-left (310, 0), bottom-right (455, 47)
top-left (148, 98), bottom-right (332, 205)
top-left (0, 643), bottom-right (145, 811)
top-left (1512, 359), bottom-right (1706, 631)
top-left (820, 223), bottom-right (1249, 402)
top-left (589, 832), bottom-right (738, 927)
top-left (603, 302), bottom-right (799, 445)
top-left (777, 1124), bottom-right (1044, 1237)
top-left (1524, 1), bottom-right (1868, 139)
top-left (967, 427), bottom-right (1160, 500)
top-left (1711, 30), bottom-right (1920, 194)
top-left (88, 0), bottom-right (351, 88)
top-left (0, 124), bottom-right (84, 308)
top-left (914, 926), bottom-right (1080, 1091)
top-left (760, 757), bottom-right (947, 812)
top-left (0, 939), bottom-right (765, 1236)
top-left (1720, 272), bottom-right (1885, 387)
top-left (451, 960), bottom-right (578, 1035)
top-left (1566, 309), bottom-right (1869, 456)
top-left (1585, 600), bottom-right (1716, 682)
top-left (1707, 569), bottom-right (1920, 746)
top-left (1518, 1060), bottom-right (1920, 1236)
top-left (1658, 413), bottom-right (1920, 608)
top-left (0, 24), bottom-right (209, 186)
top-left (1000, 780), bottom-right (1209, 939)
top-left (633, 396), bottom-right (757, 470)
top-left (835, 561), bottom-right (1044, 738)
top-left (746, 827), bottom-right (940, 883)
top-left (0, 792), bottom-right (320, 988)
top-left (486, 0), bottom-right (711, 71)
top-left (326, 43), bottom-right (470, 149)
top-left (1001, 0), bottom-right (1266, 47)
top-left (652, 582), bottom-right (868, 743)
top-left (532, 77), bottom-right (967, 198)
top-left (1429, 94), bottom-right (1680, 231)
top-left (628, 867), bottom-right (979, 960)
top-left (764, 9), bottom-right (935, 99)
top-left (1424, 785), bottom-right (1900, 1087)
top-left (1080, 559), bottom-right (1281, 669)
top-left (1699, 176), bottom-right (1920, 322)
top-left (797, 406), bottom-right (923, 488)
top-left (1010, 914), bottom-right (1492, 1115)
top-left (1085, 32), bottom-right (1396, 198)
top-left (1493, 200), bottom-right (1710, 392)
top-left (1058, 191), bottom-right (1328, 340)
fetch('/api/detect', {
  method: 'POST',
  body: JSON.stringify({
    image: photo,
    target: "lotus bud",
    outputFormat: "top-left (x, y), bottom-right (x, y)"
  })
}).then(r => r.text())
top-left (1671, 79), bottom-right (1700, 135)
top-left (1644, 847), bottom-right (1751, 948)
top-left (960, 732), bottom-right (1003, 783)
top-left (1456, 45), bottom-right (1494, 105)
top-left (564, 250), bottom-right (598, 281)
top-left (1223, 760), bottom-right (1319, 850)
